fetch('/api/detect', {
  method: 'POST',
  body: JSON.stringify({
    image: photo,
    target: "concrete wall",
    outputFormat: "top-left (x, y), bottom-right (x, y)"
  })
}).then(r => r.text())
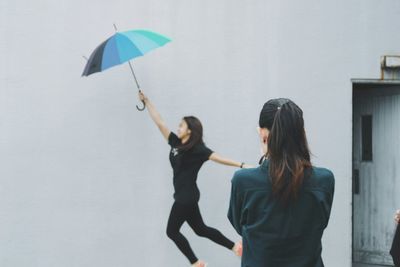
top-left (1, 0), bottom-right (400, 266)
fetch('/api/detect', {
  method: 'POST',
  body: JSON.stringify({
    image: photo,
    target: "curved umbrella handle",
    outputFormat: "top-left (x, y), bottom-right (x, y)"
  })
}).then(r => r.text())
top-left (136, 100), bottom-right (146, 111)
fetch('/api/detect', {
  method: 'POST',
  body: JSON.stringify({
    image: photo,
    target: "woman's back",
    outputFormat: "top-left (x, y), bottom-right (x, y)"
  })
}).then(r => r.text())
top-left (228, 160), bottom-right (335, 267)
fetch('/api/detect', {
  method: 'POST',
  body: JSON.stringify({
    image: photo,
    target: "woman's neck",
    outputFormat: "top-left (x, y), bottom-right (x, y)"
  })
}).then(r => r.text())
top-left (181, 136), bottom-right (190, 144)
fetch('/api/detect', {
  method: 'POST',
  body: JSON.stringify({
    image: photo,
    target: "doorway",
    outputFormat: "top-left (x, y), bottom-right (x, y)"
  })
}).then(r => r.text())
top-left (352, 80), bottom-right (400, 266)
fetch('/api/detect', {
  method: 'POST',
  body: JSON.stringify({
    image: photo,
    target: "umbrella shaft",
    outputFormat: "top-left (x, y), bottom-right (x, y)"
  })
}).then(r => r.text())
top-left (128, 61), bottom-right (140, 90)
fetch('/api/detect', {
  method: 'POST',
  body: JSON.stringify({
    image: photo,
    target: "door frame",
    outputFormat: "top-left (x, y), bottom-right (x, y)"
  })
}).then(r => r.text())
top-left (351, 79), bottom-right (400, 264)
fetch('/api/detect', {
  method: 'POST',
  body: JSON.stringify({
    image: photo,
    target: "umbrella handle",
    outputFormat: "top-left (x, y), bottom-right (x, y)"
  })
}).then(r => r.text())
top-left (136, 100), bottom-right (146, 111)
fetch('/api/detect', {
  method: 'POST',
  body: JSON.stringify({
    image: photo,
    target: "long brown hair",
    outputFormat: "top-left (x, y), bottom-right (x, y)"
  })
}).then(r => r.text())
top-left (179, 116), bottom-right (204, 152)
top-left (259, 98), bottom-right (312, 205)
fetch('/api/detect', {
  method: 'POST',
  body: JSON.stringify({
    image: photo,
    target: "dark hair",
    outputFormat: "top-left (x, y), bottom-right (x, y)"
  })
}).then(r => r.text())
top-left (179, 116), bottom-right (204, 151)
top-left (259, 98), bottom-right (312, 205)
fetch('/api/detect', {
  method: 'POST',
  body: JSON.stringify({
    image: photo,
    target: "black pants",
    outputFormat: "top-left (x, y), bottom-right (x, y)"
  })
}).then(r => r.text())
top-left (166, 201), bottom-right (235, 264)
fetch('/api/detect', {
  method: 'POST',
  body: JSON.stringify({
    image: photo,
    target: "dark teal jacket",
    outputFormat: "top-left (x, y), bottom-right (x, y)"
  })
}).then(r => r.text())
top-left (228, 160), bottom-right (334, 267)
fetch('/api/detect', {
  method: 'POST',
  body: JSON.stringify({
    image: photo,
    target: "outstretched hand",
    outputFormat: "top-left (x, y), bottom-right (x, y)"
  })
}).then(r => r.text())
top-left (242, 164), bottom-right (255, 169)
top-left (138, 90), bottom-right (148, 103)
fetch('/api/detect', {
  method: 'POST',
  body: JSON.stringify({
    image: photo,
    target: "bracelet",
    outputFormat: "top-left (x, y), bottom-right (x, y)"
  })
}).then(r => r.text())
top-left (240, 162), bottom-right (245, 168)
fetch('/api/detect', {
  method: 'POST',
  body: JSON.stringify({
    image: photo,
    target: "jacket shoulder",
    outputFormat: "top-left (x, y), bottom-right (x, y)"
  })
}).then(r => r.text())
top-left (307, 167), bottom-right (335, 192)
top-left (231, 167), bottom-right (267, 192)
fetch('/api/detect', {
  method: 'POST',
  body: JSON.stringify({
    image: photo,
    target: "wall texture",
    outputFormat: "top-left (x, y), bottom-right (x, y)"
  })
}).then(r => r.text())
top-left (1, 0), bottom-right (400, 266)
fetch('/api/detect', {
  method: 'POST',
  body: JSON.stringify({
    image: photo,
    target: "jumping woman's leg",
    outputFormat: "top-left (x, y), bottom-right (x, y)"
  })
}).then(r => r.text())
top-left (186, 203), bottom-right (235, 250)
top-left (166, 202), bottom-right (198, 264)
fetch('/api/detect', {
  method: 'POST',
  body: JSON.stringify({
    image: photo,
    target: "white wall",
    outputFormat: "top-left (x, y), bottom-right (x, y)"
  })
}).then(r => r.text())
top-left (1, 0), bottom-right (400, 266)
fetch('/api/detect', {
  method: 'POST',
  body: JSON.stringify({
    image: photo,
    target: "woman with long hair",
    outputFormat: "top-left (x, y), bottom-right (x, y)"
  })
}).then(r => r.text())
top-left (138, 90), bottom-right (245, 267)
top-left (228, 98), bottom-right (335, 267)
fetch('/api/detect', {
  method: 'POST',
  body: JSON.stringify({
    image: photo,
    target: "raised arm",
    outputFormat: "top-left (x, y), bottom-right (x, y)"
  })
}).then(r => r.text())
top-left (139, 90), bottom-right (171, 141)
top-left (209, 153), bottom-right (253, 168)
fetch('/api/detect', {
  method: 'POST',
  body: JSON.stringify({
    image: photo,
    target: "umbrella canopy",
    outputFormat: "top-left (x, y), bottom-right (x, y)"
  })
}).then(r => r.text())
top-left (82, 29), bottom-right (171, 76)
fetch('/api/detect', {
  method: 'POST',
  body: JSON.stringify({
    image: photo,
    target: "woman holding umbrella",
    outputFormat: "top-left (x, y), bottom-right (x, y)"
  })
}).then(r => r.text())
top-left (138, 91), bottom-right (245, 267)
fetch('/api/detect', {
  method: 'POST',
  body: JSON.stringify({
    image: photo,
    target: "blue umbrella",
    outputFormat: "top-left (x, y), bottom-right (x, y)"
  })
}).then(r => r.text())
top-left (82, 26), bottom-right (171, 110)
